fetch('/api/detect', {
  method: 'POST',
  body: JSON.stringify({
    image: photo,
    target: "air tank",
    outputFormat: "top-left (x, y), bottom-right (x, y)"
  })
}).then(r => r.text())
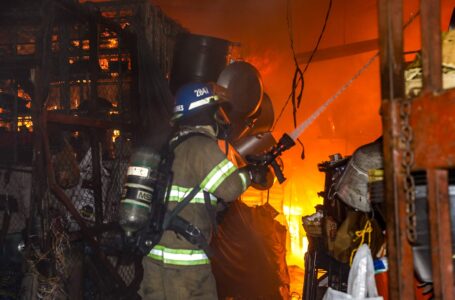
top-left (119, 148), bottom-right (161, 236)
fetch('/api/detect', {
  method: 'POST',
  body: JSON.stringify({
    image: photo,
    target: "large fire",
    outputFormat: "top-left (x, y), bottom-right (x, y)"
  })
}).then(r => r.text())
top-left (77, 2), bottom-right (453, 270)
top-left (149, 0), bottom-right (386, 269)
top-left (4, 0), bottom-right (451, 271)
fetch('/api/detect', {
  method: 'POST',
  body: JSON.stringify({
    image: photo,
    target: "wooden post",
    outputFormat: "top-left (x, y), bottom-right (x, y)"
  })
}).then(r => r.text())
top-left (420, 0), bottom-right (442, 93)
top-left (427, 169), bottom-right (454, 299)
top-left (378, 0), bottom-right (416, 298)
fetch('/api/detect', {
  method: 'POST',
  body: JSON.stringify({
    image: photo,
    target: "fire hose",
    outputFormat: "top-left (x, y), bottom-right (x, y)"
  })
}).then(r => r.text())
top-left (249, 52), bottom-right (379, 183)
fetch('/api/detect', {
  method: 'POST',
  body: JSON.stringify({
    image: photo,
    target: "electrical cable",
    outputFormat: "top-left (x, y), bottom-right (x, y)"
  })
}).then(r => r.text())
top-left (287, 10), bottom-right (420, 141)
top-left (273, 7), bottom-right (420, 135)
top-left (273, 0), bottom-right (333, 132)
top-left (285, 0), bottom-right (304, 129)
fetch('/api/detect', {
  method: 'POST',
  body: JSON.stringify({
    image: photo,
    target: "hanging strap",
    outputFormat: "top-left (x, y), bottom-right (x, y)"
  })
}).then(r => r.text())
top-left (349, 219), bottom-right (373, 265)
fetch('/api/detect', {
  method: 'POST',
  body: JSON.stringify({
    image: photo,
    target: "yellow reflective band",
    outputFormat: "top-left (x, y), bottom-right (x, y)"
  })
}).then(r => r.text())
top-left (148, 245), bottom-right (210, 266)
top-left (168, 185), bottom-right (217, 205)
top-left (200, 159), bottom-right (237, 193)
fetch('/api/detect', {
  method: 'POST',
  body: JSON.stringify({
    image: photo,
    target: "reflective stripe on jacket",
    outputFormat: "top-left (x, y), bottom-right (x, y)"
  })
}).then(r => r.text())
top-left (169, 185), bottom-right (217, 205)
top-left (200, 159), bottom-right (237, 193)
top-left (148, 244), bottom-right (210, 266)
top-left (149, 127), bottom-right (250, 267)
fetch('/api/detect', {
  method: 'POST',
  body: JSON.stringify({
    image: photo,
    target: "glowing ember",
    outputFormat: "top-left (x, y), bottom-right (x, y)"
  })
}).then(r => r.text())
top-left (99, 58), bottom-right (109, 70)
top-left (112, 129), bottom-right (120, 142)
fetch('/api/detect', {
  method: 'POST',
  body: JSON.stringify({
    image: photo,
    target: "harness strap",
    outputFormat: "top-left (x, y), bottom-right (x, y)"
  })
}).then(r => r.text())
top-left (162, 186), bottom-right (214, 256)
top-left (167, 215), bottom-right (212, 257)
top-left (203, 191), bottom-right (218, 234)
top-left (156, 131), bottom-right (223, 256)
top-left (162, 185), bottom-right (201, 230)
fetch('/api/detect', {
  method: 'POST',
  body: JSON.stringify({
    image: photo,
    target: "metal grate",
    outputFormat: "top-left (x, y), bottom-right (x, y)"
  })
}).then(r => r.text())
top-left (0, 0), bottom-right (184, 297)
top-left (0, 166), bottom-right (32, 234)
top-left (49, 130), bottom-right (131, 231)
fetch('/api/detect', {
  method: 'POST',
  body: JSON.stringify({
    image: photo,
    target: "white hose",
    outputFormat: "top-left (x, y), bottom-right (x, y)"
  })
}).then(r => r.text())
top-left (289, 52), bottom-right (379, 141)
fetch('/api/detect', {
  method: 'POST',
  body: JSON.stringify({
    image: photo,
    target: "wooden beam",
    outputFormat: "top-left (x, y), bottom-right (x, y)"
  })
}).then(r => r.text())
top-left (46, 111), bottom-right (130, 130)
top-left (296, 39), bottom-right (378, 63)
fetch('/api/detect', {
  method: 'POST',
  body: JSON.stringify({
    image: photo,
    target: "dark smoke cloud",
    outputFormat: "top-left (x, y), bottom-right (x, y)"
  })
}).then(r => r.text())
top-left (152, 0), bottom-right (454, 207)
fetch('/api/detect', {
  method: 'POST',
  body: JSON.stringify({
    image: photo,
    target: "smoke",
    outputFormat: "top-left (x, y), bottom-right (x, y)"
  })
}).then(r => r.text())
top-left (151, 0), bottom-right (454, 211)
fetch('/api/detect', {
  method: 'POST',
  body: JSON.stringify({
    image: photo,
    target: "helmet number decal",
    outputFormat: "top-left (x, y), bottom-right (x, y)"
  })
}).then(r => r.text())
top-left (194, 87), bottom-right (209, 97)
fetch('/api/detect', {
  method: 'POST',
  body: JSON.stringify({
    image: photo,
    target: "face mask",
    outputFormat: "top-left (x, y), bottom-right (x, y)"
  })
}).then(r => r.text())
top-left (214, 107), bottom-right (231, 140)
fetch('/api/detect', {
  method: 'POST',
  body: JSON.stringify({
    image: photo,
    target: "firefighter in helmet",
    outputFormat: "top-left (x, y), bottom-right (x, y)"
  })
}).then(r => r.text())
top-left (139, 82), bottom-right (267, 299)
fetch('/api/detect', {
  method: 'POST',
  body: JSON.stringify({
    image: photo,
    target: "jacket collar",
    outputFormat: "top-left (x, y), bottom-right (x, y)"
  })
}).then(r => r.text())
top-left (170, 125), bottom-right (217, 146)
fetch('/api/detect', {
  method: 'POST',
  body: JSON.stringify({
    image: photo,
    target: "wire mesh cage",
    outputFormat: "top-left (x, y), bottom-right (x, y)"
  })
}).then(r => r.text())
top-left (0, 166), bottom-right (32, 234)
top-left (48, 128), bottom-right (131, 232)
top-left (0, 0), bottom-right (183, 298)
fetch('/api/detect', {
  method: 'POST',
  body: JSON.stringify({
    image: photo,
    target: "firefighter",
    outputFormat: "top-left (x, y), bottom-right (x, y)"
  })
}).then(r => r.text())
top-left (139, 82), bottom-right (267, 299)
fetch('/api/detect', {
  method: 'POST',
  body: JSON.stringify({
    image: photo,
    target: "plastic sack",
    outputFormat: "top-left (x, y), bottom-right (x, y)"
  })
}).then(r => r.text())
top-left (323, 244), bottom-right (384, 300)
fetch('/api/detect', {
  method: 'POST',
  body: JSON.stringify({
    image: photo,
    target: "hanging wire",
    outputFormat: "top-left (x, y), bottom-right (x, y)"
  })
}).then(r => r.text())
top-left (286, 10), bottom-right (421, 143)
top-left (272, 0), bottom-right (333, 132)
top-left (285, 0), bottom-right (304, 129)
top-left (273, 5), bottom-right (420, 138)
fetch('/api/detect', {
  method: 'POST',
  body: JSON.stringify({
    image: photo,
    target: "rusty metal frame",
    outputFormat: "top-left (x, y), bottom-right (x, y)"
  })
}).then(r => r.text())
top-left (41, 109), bottom-right (130, 293)
top-left (379, 0), bottom-right (455, 299)
top-left (0, 0), bottom-right (181, 297)
top-left (31, 0), bottom-right (140, 297)
top-left (378, 0), bottom-right (415, 298)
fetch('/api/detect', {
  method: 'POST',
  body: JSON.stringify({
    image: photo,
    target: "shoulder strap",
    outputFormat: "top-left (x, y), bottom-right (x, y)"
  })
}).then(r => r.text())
top-left (160, 131), bottom-right (213, 230)
top-left (203, 191), bottom-right (218, 233)
top-left (160, 131), bottom-right (221, 254)
top-left (162, 185), bottom-right (201, 230)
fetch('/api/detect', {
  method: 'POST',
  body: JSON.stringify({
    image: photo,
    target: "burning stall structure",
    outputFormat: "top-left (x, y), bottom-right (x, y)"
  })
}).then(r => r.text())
top-left (300, 2), bottom-right (455, 299)
top-left (380, 1), bottom-right (455, 299)
top-left (0, 0), bottom-right (184, 298)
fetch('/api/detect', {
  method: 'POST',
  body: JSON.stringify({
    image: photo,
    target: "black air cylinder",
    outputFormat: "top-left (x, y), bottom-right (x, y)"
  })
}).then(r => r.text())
top-left (119, 148), bottom-right (161, 236)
